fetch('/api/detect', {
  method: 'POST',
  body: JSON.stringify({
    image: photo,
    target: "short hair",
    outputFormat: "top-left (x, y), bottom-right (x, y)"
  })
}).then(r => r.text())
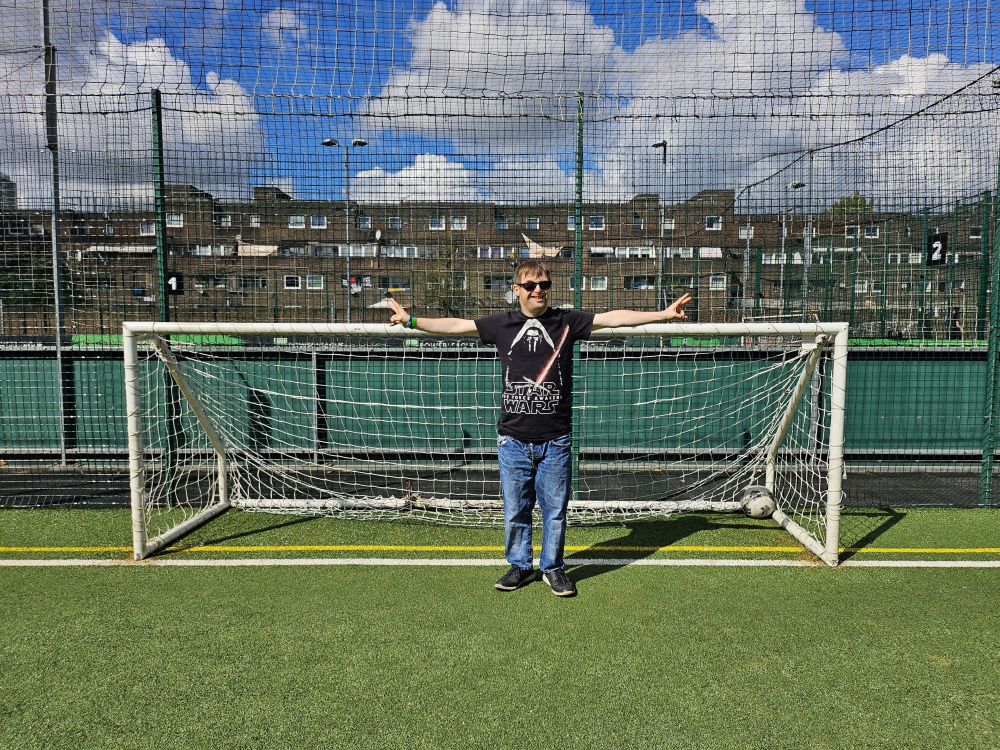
top-left (513, 261), bottom-right (551, 285)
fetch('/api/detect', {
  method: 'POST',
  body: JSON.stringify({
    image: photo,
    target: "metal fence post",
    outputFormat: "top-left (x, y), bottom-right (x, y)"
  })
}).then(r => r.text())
top-left (980, 172), bottom-right (1000, 507)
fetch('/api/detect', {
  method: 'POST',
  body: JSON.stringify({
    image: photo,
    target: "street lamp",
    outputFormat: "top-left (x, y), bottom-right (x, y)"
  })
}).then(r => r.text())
top-left (322, 137), bottom-right (368, 323)
top-left (652, 140), bottom-right (668, 311)
top-left (780, 180), bottom-right (806, 318)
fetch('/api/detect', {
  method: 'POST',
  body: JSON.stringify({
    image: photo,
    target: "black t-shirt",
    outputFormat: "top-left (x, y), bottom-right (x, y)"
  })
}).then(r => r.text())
top-left (475, 308), bottom-right (595, 442)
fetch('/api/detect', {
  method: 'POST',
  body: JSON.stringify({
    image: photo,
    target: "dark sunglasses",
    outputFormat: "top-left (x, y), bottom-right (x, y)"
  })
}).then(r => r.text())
top-left (516, 280), bottom-right (552, 292)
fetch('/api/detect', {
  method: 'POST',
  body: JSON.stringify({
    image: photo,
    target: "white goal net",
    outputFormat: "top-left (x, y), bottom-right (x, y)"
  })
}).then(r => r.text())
top-left (124, 322), bottom-right (848, 564)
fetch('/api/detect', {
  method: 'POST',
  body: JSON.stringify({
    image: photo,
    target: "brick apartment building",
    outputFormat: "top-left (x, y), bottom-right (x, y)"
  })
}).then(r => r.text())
top-left (0, 180), bottom-right (990, 339)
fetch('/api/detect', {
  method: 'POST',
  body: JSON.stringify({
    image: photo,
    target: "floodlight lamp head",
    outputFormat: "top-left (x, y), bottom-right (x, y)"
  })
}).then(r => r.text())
top-left (352, 139), bottom-right (368, 147)
top-left (652, 140), bottom-right (667, 148)
top-left (790, 181), bottom-right (806, 189)
top-left (322, 138), bottom-right (339, 147)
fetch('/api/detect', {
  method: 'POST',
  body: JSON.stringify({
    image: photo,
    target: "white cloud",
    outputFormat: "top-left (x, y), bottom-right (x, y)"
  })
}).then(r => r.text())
top-left (353, 154), bottom-right (481, 203)
top-left (0, 30), bottom-right (263, 209)
top-left (261, 8), bottom-right (307, 50)
top-left (363, 0), bottom-right (997, 207)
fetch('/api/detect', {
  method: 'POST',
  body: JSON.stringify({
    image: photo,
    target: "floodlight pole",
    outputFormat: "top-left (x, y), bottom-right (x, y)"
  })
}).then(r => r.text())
top-left (652, 140), bottom-right (667, 310)
top-left (781, 180), bottom-right (806, 319)
top-left (322, 137), bottom-right (367, 323)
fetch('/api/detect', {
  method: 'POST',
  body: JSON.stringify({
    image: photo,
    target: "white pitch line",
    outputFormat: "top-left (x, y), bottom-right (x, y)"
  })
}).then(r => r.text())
top-left (1, 557), bottom-right (999, 568)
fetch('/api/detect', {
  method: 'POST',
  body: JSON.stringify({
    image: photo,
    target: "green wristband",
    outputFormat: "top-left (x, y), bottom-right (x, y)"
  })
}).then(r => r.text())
top-left (407, 316), bottom-right (417, 329)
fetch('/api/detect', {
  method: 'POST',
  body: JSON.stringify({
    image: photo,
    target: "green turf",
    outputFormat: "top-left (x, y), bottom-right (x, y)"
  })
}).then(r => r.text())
top-left (2, 508), bottom-right (1000, 748)
top-left (2, 564), bottom-right (999, 749)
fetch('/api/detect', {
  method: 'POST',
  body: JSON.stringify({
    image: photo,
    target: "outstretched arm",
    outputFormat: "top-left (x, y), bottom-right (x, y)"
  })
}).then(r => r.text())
top-left (591, 293), bottom-right (692, 331)
top-left (386, 298), bottom-right (478, 335)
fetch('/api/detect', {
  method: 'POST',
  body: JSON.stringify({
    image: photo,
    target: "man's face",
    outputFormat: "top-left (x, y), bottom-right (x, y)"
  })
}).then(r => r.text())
top-left (513, 273), bottom-right (550, 316)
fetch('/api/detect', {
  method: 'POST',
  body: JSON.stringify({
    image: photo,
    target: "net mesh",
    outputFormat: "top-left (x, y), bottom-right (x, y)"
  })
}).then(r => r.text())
top-left (0, 0), bottom-right (997, 512)
top-left (134, 330), bottom-right (836, 554)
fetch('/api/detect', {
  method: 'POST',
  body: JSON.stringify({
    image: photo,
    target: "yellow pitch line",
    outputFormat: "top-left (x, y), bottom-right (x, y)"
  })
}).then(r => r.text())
top-left (3, 544), bottom-right (1000, 554)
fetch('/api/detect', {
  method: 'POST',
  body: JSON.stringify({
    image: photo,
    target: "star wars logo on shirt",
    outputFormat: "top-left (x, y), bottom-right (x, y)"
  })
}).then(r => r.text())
top-left (500, 318), bottom-right (570, 415)
top-left (502, 380), bottom-right (559, 414)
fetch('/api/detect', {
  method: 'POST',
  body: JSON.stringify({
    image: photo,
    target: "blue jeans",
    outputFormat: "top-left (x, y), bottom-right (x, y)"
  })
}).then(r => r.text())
top-left (497, 433), bottom-right (573, 574)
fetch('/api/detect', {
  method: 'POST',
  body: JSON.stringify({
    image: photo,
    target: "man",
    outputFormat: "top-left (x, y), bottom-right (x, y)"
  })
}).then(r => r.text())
top-left (386, 261), bottom-right (691, 597)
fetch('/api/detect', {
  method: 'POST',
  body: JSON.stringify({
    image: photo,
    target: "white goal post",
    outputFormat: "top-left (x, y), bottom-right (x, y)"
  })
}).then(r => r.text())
top-left (124, 321), bottom-right (848, 565)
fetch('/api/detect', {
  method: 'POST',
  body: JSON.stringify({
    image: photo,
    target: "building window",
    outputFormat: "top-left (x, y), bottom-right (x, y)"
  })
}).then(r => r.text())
top-left (356, 216), bottom-right (371, 230)
top-left (662, 218), bottom-right (675, 231)
top-left (306, 275), bottom-right (324, 290)
top-left (871, 281), bottom-right (883, 294)
top-left (845, 226), bottom-right (858, 239)
top-left (855, 280), bottom-right (868, 293)
top-left (105, 224), bottom-right (114, 235)
top-left (904, 226), bottom-right (911, 237)
top-left (590, 276), bottom-right (608, 291)
top-left (234, 275), bottom-right (267, 290)
top-left (288, 215), bottom-right (306, 229)
top-left (494, 217), bottom-right (508, 230)
top-left (29, 224), bottom-right (44, 237)
top-left (282, 246), bottom-right (307, 256)
top-left (216, 215), bottom-right (232, 228)
top-left (193, 245), bottom-right (213, 256)
top-left (388, 217), bottom-right (402, 229)
top-left (166, 214), bottom-right (183, 228)
top-left (428, 216), bottom-right (445, 231)
top-left (709, 274), bottom-right (727, 291)
top-left (699, 247), bottom-right (723, 259)
top-left (526, 217), bottom-right (540, 230)
top-left (762, 253), bottom-right (787, 265)
top-left (484, 276), bottom-right (511, 291)
top-left (139, 222), bottom-right (156, 236)
top-left (631, 216), bottom-right (643, 230)
top-left (284, 275), bottom-right (302, 290)
top-left (624, 275), bottom-right (655, 290)
top-left (971, 226), bottom-right (983, 239)
top-left (193, 275), bottom-right (224, 289)
top-left (909, 253), bottom-right (923, 264)
top-left (250, 214), bottom-right (261, 228)
top-left (567, 216), bottom-right (577, 231)
top-left (864, 226), bottom-right (880, 239)
top-left (450, 216), bottom-right (467, 230)
top-left (378, 276), bottom-right (411, 291)
top-left (705, 215), bottom-right (722, 231)
top-left (888, 253), bottom-right (902, 264)
top-left (588, 216), bottom-right (605, 231)
top-left (311, 215), bottom-right (327, 229)
top-left (738, 226), bottom-right (753, 240)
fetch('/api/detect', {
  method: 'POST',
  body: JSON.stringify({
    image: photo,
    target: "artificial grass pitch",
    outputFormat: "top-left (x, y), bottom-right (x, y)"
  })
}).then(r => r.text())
top-left (2, 509), bottom-right (1000, 748)
top-left (2, 507), bottom-right (1000, 561)
top-left (2, 562), bottom-right (1000, 749)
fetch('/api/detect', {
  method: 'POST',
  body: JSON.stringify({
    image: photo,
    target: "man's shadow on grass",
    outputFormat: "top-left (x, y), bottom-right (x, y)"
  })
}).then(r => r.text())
top-left (564, 514), bottom-right (745, 584)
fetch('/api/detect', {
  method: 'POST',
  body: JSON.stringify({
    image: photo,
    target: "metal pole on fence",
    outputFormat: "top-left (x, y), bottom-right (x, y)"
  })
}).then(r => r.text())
top-left (572, 91), bottom-right (584, 506)
top-left (979, 161), bottom-right (1000, 507)
top-left (151, 90), bottom-right (168, 325)
top-left (801, 152), bottom-right (813, 322)
top-left (978, 192), bottom-right (991, 341)
top-left (41, 0), bottom-right (66, 465)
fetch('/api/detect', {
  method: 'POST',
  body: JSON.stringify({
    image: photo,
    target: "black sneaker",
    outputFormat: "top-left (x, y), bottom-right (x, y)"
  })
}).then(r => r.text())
top-left (495, 565), bottom-right (536, 591)
top-left (542, 568), bottom-right (577, 597)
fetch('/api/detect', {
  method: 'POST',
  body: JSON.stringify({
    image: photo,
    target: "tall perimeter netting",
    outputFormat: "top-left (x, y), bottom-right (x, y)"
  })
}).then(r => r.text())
top-left (126, 324), bottom-right (846, 562)
top-left (0, 1), bottom-right (997, 511)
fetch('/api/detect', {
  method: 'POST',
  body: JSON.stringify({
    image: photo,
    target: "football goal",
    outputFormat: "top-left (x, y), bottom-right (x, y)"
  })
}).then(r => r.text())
top-left (123, 321), bottom-right (848, 564)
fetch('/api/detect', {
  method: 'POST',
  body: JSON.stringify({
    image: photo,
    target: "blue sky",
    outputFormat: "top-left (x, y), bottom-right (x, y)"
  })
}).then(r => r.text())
top-left (2, 0), bottom-right (999, 208)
